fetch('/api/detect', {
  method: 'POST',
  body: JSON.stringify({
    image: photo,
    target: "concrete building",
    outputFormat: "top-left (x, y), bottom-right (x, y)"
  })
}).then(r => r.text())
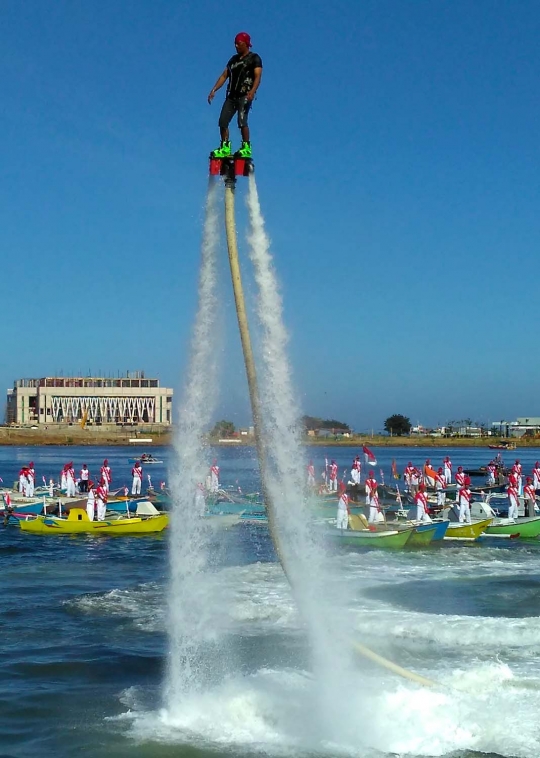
top-left (6, 372), bottom-right (173, 427)
top-left (492, 418), bottom-right (540, 438)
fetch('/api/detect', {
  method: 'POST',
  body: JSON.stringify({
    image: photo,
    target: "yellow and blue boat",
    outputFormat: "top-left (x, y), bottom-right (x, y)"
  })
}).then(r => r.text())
top-left (19, 508), bottom-right (168, 535)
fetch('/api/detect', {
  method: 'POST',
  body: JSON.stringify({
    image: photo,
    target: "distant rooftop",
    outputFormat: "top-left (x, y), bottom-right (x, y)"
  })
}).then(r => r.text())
top-left (14, 371), bottom-right (160, 389)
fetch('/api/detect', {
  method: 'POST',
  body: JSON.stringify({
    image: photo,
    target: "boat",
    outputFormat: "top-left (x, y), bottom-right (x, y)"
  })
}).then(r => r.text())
top-left (325, 526), bottom-right (414, 549)
top-left (129, 454), bottom-right (163, 464)
top-left (489, 441), bottom-right (516, 450)
top-left (441, 518), bottom-right (493, 541)
top-left (19, 507), bottom-right (168, 535)
top-left (470, 499), bottom-right (540, 538)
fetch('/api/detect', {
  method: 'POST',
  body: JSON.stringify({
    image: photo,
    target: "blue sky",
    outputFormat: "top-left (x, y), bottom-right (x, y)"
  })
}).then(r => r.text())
top-left (1, 0), bottom-right (539, 431)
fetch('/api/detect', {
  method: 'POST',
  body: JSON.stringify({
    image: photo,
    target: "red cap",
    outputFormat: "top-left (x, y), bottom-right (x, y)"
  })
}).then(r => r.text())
top-left (235, 32), bottom-right (252, 47)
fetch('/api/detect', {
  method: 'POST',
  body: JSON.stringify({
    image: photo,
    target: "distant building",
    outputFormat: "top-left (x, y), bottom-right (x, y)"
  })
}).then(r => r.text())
top-left (492, 418), bottom-right (540, 438)
top-left (6, 372), bottom-right (173, 427)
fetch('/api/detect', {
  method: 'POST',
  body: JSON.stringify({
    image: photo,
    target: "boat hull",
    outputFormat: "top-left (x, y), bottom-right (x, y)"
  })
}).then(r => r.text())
top-left (327, 527), bottom-right (414, 549)
top-left (20, 509), bottom-right (168, 535)
top-left (443, 518), bottom-right (492, 540)
top-left (485, 516), bottom-right (540, 538)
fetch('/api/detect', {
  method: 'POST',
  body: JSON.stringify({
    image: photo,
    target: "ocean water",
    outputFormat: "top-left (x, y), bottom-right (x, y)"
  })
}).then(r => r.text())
top-left (2, 444), bottom-right (540, 758)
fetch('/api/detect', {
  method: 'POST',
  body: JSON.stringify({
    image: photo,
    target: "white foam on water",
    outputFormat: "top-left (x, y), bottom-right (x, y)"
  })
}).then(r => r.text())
top-left (119, 658), bottom-right (540, 757)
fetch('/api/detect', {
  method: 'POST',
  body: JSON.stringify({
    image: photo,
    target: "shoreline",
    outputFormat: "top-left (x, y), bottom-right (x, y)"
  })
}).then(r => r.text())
top-left (0, 428), bottom-right (538, 448)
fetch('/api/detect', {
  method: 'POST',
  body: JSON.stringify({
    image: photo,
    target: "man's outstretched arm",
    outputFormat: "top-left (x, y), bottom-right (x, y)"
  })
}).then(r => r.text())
top-left (208, 69), bottom-right (228, 104)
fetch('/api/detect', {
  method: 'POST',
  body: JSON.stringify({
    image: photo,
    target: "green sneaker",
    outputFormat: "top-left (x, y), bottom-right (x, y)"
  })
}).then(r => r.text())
top-left (211, 141), bottom-right (232, 158)
top-left (235, 141), bottom-right (252, 158)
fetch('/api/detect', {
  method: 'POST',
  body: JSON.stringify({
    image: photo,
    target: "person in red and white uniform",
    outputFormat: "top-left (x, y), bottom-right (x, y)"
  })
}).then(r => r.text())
top-left (414, 484), bottom-right (431, 523)
top-left (523, 477), bottom-right (537, 518)
top-left (131, 461), bottom-right (143, 495)
top-left (350, 456), bottom-right (361, 486)
top-left (404, 462), bottom-right (415, 493)
top-left (27, 462), bottom-right (35, 498)
top-left (435, 467), bottom-right (446, 508)
top-left (100, 459), bottom-right (112, 494)
top-left (443, 456), bottom-right (452, 485)
top-left (18, 467), bottom-right (28, 496)
top-left (458, 476), bottom-right (472, 524)
top-left (507, 470), bottom-right (518, 490)
top-left (95, 479), bottom-right (108, 521)
top-left (336, 485), bottom-right (349, 530)
top-left (512, 459), bottom-right (523, 495)
top-left (507, 480), bottom-right (519, 520)
top-left (306, 460), bottom-right (316, 488)
top-left (455, 466), bottom-right (465, 491)
top-left (66, 462), bottom-right (77, 497)
top-left (80, 464), bottom-right (90, 493)
top-left (60, 465), bottom-right (68, 492)
top-left (365, 470), bottom-right (380, 523)
top-left (533, 462), bottom-right (540, 492)
top-left (486, 461), bottom-right (497, 486)
top-left (86, 481), bottom-right (96, 521)
top-left (329, 460), bottom-right (338, 492)
top-left (209, 460), bottom-right (220, 493)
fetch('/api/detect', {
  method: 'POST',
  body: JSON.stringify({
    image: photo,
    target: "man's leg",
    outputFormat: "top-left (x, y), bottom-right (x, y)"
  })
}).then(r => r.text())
top-left (236, 98), bottom-right (253, 156)
top-left (213, 100), bottom-right (237, 157)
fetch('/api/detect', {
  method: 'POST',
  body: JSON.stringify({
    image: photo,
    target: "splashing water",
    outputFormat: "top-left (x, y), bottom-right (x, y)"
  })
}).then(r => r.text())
top-left (245, 174), bottom-right (356, 740)
top-left (166, 178), bottom-right (227, 713)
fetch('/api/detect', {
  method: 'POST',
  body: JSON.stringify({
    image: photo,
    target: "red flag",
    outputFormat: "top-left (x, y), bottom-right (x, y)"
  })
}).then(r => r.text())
top-left (363, 445), bottom-right (377, 466)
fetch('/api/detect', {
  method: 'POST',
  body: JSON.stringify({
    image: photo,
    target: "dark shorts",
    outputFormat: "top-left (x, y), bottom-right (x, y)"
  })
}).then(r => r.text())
top-left (219, 97), bottom-right (252, 129)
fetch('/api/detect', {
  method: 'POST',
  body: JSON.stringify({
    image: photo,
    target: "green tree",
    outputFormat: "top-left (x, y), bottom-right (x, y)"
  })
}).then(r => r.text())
top-left (210, 420), bottom-right (236, 439)
top-left (384, 414), bottom-right (411, 436)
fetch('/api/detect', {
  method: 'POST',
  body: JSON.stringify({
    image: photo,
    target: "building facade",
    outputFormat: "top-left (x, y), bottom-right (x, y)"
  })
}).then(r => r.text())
top-left (6, 372), bottom-right (173, 427)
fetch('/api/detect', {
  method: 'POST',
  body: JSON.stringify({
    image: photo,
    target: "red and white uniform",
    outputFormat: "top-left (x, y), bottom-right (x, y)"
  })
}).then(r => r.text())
top-left (512, 463), bottom-right (523, 495)
top-left (100, 465), bottom-right (112, 493)
top-left (306, 462), bottom-right (315, 488)
top-left (435, 472), bottom-right (446, 507)
top-left (507, 484), bottom-right (519, 520)
top-left (365, 477), bottom-right (380, 522)
top-left (209, 463), bottom-right (220, 493)
top-left (86, 489), bottom-right (96, 521)
top-left (350, 460), bottom-right (361, 485)
top-left (3, 493), bottom-right (12, 509)
top-left (131, 465), bottom-right (143, 495)
top-left (458, 486), bottom-right (472, 524)
top-left (404, 464), bottom-right (415, 487)
top-left (524, 483), bottom-right (536, 516)
top-left (60, 467), bottom-right (68, 491)
top-left (508, 472), bottom-right (518, 489)
top-left (533, 465), bottom-right (540, 491)
top-left (455, 470), bottom-right (465, 488)
top-left (486, 464), bottom-right (497, 486)
top-left (336, 491), bottom-right (349, 530)
top-left (27, 466), bottom-right (35, 498)
top-left (18, 468), bottom-right (28, 496)
top-left (329, 462), bottom-right (338, 492)
top-left (66, 466), bottom-right (77, 497)
top-left (95, 484), bottom-right (108, 521)
top-left (414, 490), bottom-right (431, 522)
top-left (443, 458), bottom-right (452, 484)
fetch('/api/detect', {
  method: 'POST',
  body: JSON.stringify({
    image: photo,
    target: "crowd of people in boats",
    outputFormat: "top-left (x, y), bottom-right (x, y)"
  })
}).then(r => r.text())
top-left (308, 454), bottom-right (540, 529)
top-left (13, 458), bottom-right (156, 500)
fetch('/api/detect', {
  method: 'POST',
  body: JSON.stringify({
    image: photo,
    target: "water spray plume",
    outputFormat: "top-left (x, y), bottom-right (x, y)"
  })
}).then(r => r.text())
top-left (166, 178), bottom-right (224, 710)
top-left (244, 175), bottom-right (436, 690)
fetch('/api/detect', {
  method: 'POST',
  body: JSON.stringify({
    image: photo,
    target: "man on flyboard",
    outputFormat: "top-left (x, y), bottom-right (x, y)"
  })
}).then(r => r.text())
top-left (207, 32), bottom-right (262, 160)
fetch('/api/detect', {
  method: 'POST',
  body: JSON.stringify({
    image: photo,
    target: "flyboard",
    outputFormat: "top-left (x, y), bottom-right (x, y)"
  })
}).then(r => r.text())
top-left (209, 150), bottom-right (436, 689)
